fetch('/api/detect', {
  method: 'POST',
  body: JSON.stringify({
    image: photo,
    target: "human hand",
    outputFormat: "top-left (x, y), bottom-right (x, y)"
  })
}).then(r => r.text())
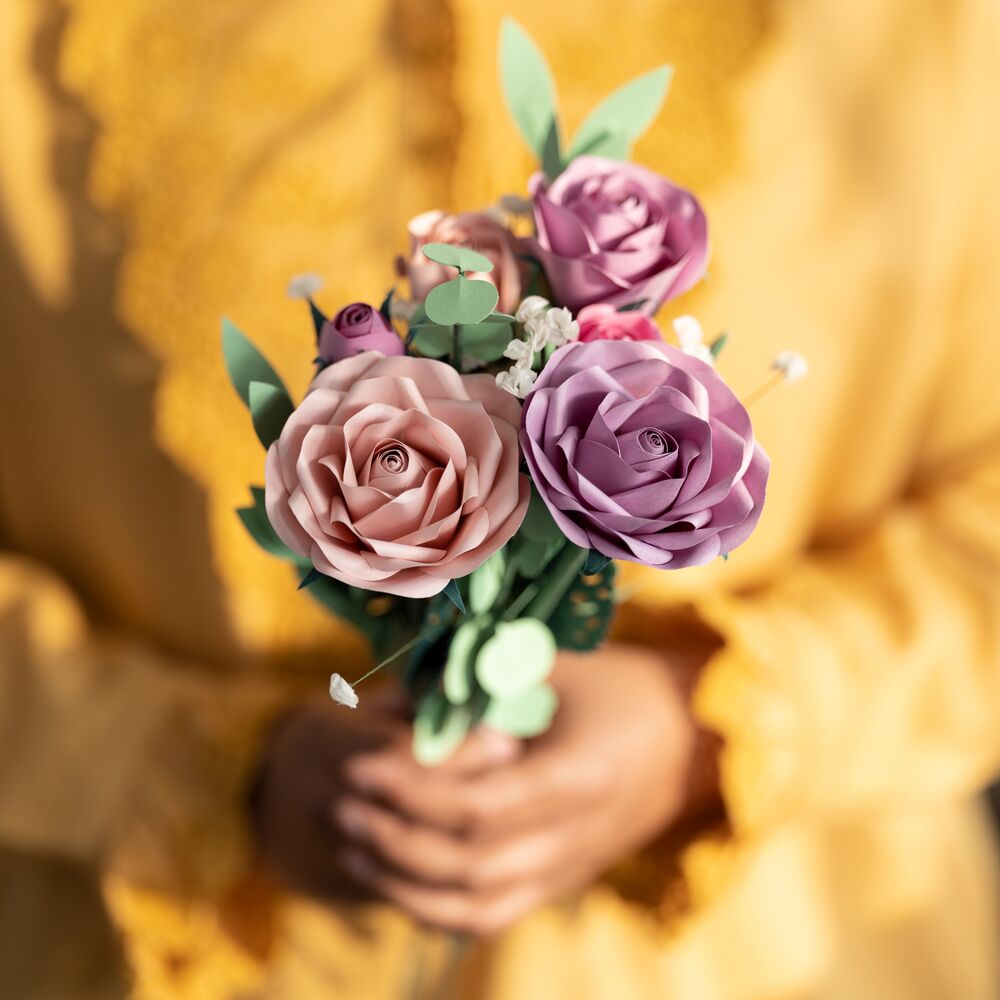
top-left (330, 642), bottom-right (720, 935)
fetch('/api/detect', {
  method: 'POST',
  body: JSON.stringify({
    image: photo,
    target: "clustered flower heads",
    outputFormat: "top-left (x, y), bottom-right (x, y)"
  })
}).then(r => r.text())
top-left (495, 296), bottom-right (581, 398)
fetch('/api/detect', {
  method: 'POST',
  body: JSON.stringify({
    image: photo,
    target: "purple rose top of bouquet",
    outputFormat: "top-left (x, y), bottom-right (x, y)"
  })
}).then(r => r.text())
top-left (520, 339), bottom-right (769, 568)
top-left (525, 155), bottom-right (709, 315)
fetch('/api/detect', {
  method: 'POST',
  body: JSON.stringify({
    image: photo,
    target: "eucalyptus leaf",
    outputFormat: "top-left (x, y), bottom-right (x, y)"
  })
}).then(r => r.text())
top-left (475, 618), bottom-right (556, 699)
top-left (459, 320), bottom-right (513, 363)
top-left (499, 18), bottom-right (560, 162)
top-left (421, 242), bottom-right (494, 274)
top-left (221, 318), bottom-right (287, 406)
top-left (425, 276), bottom-right (499, 327)
top-left (469, 550), bottom-right (507, 614)
top-left (568, 65), bottom-right (673, 162)
top-left (483, 684), bottom-right (558, 738)
top-left (443, 619), bottom-right (484, 705)
top-left (248, 380), bottom-right (295, 448)
top-left (413, 692), bottom-right (473, 766)
top-left (408, 322), bottom-right (453, 358)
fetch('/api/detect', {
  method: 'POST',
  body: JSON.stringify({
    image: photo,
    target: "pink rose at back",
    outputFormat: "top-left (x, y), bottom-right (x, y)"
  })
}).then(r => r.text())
top-left (576, 303), bottom-right (664, 344)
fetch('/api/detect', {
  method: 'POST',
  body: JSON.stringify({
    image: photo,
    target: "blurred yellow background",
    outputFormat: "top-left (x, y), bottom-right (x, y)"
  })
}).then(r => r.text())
top-left (2, 1), bottom-right (1000, 998)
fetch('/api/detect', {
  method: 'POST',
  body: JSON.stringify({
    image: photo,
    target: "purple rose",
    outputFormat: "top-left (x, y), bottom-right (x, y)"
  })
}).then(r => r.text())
top-left (525, 156), bottom-right (709, 315)
top-left (520, 339), bottom-right (768, 568)
top-left (318, 303), bottom-right (403, 364)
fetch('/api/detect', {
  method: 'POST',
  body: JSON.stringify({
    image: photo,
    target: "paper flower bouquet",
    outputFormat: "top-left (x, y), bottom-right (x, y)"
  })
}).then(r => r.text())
top-left (222, 21), bottom-right (779, 763)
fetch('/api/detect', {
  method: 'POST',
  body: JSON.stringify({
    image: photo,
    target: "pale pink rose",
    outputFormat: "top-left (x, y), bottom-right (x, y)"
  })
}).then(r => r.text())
top-left (576, 303), bottom-right (664, 344)
top-left (265, 352), bottom-right (530, 597)
top-left (400, 210), bottom-right (525, 315)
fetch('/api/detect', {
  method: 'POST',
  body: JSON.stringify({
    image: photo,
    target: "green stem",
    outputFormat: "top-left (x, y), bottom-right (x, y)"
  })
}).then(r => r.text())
top-left (352, 632), bottom-right (425, 686)
top-left (516, 545), bottom-right (587, 622)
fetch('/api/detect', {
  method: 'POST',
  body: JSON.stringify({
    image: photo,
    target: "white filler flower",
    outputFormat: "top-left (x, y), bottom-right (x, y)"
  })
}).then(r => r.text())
top-left (287, 272), bottom-right (325, 300)
top-left (772, 350), bottom-right (810, 383)
top-left (541, 306), bottom-right (580, 347)
top-left (495, 366), bottom-right (538, 399)
top-left (329, 673), bottom-right (359, 709)
top-left (673, 315), bottom-right (714, 366)
top-left (515, 295), bottom-right (550, 327)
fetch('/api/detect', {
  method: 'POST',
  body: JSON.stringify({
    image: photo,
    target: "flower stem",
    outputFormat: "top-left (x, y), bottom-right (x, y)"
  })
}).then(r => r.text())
top-left (520, 545), bottom-right (588, 622)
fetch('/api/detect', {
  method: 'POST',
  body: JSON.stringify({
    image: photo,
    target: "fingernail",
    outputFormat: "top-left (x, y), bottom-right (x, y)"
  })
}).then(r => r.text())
top-left (339, 848), bottom-right (374, 882)
top-left (331, 799), bottom-right (368, 838)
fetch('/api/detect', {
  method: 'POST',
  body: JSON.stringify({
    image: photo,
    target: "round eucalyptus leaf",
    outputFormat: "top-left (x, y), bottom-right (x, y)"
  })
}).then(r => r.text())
top-left (425, 276), bottom-right (500, 327)
top-left (421, 242), bottom-right (494, 274)
top-left (412, 692), bottom-right (472, 766)
top-left (469, 550), bottom-right (507, 614)
top-left (443, 619), bottom-right (483, 705)
top-left (483, 684), bottom-right (558, 738)
top-left (475, 618), bottom-right (556, 699)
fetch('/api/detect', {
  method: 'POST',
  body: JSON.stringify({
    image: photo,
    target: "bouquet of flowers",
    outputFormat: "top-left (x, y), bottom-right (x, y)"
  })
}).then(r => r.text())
top-left (223, 20), bottom-right (790, 764)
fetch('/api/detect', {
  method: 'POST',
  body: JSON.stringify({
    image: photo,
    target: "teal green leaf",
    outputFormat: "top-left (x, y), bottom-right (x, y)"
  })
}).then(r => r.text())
top-left (567, 65), bottom-right (673, 162)
top-left (379, 286), bottom-right (395, 322)
top-left (421, 242), bottom-right (494, 274)
top-left (236, 486), bottom-right (295, 559)
top-left (482, 684), bottom-right (558, 738)
top-left (425, 276), bottom-right (499, 327)
top-left (548, 560), bottom-right (617, 652)
top-left (443, 620), bottom-right (484, 705)
top-left (469, 550), bottom-right (507, 614)
top-left (298, 567), bottom-right (323, 590)
top-left (221, 318), bottom-right (286, 406)
top-left (442, 579), bottom-right (466, 615)
top-left (475, 618), bottom-right (556, 699)
top-left (248, 380), bottom-right (295, 448)
top-left (413, 692), bottom-right (473, 766)
top-left (583, 550), bottom-right (611, 574)
top-left (499, 18), bottom-right (560, 162)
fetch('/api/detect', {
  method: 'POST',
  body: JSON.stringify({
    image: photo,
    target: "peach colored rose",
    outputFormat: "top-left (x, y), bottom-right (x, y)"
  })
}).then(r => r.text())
top-left (399, 210), bottom-right (525, 315)
top-left (265, 352), bottom-right (529, 597)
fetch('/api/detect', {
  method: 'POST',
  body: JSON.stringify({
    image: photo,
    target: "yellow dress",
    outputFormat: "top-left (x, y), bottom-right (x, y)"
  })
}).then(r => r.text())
top-left (2, 0), bottom-right (1000, 997)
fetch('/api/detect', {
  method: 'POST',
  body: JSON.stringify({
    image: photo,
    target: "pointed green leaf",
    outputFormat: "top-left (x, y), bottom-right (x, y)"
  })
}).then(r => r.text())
top-left (710, 331), bottom-right (730, 359)
top-left (567, 65), bottom-right (673, 162)
top-left (248, 380), bottom-right (295, 448)
top-left (236, 487), bottom-right (295, 559)
top-left (475, 619), bottom-right (556, 699)
top-left (483, 683), bottom-right (558, 738)
top-left (421, 242), bottom-right (494, 274)
top-left (499, 18), bottom-right (560, 162)
top-left (583, 550), bottom-right (611, 574)
top-left (379, 287), bottom-right (395, 322)
top-left (425, 276), bottom-right (499, 327)
top-left (442, 579), bottom-right (466, 615)
top-left (541, 115), bottom-right (563, 180)
top-left (221, 318), bottom-right (286, 406)
top-left (298, 567), bottom-right (324, 590)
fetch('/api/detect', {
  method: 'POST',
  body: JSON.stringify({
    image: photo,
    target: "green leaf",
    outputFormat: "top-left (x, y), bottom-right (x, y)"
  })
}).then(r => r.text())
top-left (248, 380), bottom-right (295, 448)
top-left (521, 485), bottom-right (563, 544)
top-left (567, 65), bottom-right (673, 162)
top-left (379, 287), bottom-right (395, 322)
top-left (482, 684), bottom-right (558, 738)
top-left (236, 486), bottom-right (295, 559)
top-left (514, 534), bottom-right (564, 579)
top-left (221, 318), bottom-right (287, 406)
top-left (443, 619), bottom-right (484, 705)
top-left (425, 276), bottom-right (499, 327)
top-left (541, 115), bottom-right (563, 180)
top-left (548, 560), bottom-right (617, 652)
top-left (475, 618), bottom-right (556, 699)
top-left (617, 299), bottom-right (649, 313)
top-left (408, 322), bottom-right (453, 358)
top-left (469, 550), bottom-right (507, 614)
top-left (710, 331), bottom-right (730, 359)
top-left (413, 692), bottom-right (473, 766)
top-left (442, 579), bottom-right (466, 615)
top-left (499, 18), bottom-right (560, 162)
top-left (583, 550), bottom-right (611, 574)
top-left (421, 242), bottom-right (494, 274)
top-left (298, 567), bottom-right (323, 590)
top-left (458, 320), bottom-right (513, 364)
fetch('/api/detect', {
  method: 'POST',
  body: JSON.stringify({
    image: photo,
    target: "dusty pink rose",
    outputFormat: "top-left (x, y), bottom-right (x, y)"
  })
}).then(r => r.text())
top-left (400, 210), bottom-right (525, 315)
top-left (576, 303), bottom-right (663, 344)
top-left (526, 155), bottom-right (708, 314)
top-left (319, 303), bottom-right (403, 364)
top-left (265, 352), bottom-right (529, 597)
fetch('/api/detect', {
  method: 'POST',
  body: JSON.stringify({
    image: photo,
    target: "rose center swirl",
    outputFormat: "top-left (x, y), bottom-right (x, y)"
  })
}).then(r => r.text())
top-left (375, 444), bottom-right (409, 475)
top-left (637, 428), bottom-right (677, 456)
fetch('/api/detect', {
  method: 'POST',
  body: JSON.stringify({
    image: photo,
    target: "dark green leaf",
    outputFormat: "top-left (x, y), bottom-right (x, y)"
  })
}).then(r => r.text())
top-left (298, 567), bottom-right (324, 590)
top-left (379, 287), bottom-right (395, 322)
top-left (548, 560), bottom-right (617, 652)
top-left (236, 487), bottom-right (296, 559)
top-left (583, 550), bottom-right (611, 574)
top-left (442, 579), bottom-right (466, 615)
top-left (221, 318), bottom-right (287, 406)
top-left (248, 380), bottom-right (295, 448)
top-left (521, 486), bottom-right (563, 543)
top-left (616, 299), bottom-right (649, 313)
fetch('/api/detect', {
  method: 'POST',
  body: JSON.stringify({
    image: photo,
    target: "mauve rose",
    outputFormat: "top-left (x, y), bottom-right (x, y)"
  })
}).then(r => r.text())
top-left (577, 303), bottom-right (663, 344)
top-left (526, 156), bottom-right (708, 315)
top-left (318, 303), bottom-right (403, 364)
top-left (265, 352), bottom-right (530, 597)
top-left (520, 339), bottom-right (768, 567)
top-left (400, 210), bottom-right (525, 315)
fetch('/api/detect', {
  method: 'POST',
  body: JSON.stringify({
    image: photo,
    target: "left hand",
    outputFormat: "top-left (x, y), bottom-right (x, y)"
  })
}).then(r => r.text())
top-left (331, 641), bottom-right (720, 936)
